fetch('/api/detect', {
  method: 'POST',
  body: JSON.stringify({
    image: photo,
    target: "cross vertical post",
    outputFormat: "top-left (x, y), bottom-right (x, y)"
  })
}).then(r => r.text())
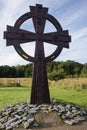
top-left (30, 4), bottom-right (50, 104)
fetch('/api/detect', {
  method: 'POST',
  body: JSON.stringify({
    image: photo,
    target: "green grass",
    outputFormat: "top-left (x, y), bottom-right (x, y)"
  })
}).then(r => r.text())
top-left (50, 86), bottom-right (87, 108)
top-left (0, 78), bottom-right (87, 110)
top-left (0, 86), bottom-right (30, 110)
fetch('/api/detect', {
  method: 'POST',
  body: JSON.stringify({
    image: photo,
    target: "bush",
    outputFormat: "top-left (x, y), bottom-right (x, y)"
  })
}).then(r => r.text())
top-left (81, 83), bottom-right (87, 90)
top-left (48, 72), bottom-right (65, 81)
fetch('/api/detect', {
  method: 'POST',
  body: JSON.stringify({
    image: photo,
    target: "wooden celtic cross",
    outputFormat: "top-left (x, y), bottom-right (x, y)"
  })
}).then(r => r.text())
top-left (4, 4), bottom-right (71, 104)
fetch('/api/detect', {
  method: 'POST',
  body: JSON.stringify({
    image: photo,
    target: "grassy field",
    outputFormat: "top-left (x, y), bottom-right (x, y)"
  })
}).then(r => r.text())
top-left (0, 78), bottom-right (87, 110)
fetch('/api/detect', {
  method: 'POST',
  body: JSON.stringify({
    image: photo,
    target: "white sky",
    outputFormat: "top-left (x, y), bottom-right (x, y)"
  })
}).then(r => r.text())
top-left (0, 0), bottom-right (87, 66)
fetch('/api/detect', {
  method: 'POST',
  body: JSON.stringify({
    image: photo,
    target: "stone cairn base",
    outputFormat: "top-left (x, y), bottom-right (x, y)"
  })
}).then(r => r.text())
top-left (0, 102), bottom-right (87, 130)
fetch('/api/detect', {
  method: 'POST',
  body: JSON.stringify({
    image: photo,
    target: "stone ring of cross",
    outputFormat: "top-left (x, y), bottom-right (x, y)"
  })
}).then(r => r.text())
top-left (4, 4), bottom-right (71, 63)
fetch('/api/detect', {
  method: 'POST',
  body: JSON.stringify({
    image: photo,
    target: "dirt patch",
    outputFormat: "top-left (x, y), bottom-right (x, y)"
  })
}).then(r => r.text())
top-left (17, 121), bottom-right (87, 130)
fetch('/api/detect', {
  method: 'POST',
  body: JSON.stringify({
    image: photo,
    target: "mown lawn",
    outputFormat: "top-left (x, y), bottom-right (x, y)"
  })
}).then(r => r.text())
top-left (0, 86), bottom-right (30, 110)
top-left (50, 86), bottom-right (87, 108)
top-left (0, 78), bottom-right (87, 110)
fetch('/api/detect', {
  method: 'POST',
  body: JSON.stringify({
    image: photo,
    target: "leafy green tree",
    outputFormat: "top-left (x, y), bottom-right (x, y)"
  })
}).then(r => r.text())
top-left (25, 64), bottom-right (33, 77)
top-left (81, 65), bottom-right (87, 77)
top-left (57, 61), bottom-right (65, 74)
top-left (47, 61), bottom-right (56, 73)
top-left (74, 62), bottom-right (83, 77)
top-left (10, 66), bottom-right (16, 77)
top-left (63, 60), bottom-right (75, 78)
top-left (48, 72), bottom-right (65, 80)
top-left (15, 65), bottom-right (25, 77)
top-left (0, 66), bottom-right (4, 77)
top-left (3, 65), bottom-right (11, 77)
top-left (0, 60), bottom-right (86, 78)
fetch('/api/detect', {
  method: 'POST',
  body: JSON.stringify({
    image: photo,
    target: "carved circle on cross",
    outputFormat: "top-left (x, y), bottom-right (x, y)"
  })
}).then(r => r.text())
top-left (4, 4), bottom-right (71, 63)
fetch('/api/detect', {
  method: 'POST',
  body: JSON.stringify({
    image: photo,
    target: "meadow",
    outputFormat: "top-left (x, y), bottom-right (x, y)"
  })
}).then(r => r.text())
top-left (0, 78), bottom-right (87, 110)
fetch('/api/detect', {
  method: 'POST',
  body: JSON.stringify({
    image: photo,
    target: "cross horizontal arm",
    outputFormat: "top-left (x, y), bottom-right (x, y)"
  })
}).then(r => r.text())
top-left (43, 30), bottom-right (71, 48)
top-left (4, 25), bottom-right (36, 46)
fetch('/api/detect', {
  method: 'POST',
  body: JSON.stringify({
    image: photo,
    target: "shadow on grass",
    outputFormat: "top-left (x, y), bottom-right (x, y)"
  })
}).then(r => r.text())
top-left (51, 98), bottom-right (87, 109)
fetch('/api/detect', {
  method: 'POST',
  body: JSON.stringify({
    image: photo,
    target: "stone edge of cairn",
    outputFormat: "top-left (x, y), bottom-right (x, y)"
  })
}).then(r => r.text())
top-left (0, 101), bottom-right (87, 130)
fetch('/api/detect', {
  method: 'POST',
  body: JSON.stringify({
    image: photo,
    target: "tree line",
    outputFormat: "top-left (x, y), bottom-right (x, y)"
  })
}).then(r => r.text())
top-left (0, 60), bottom-right (87, 80)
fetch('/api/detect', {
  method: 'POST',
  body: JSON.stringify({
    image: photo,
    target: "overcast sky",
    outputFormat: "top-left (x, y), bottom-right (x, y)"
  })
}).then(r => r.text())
top-left (0, 0), bottom-right (87, 66)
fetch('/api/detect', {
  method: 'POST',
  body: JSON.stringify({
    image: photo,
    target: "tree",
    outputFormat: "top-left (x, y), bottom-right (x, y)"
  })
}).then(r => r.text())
top-left (48, 72), bottom-right (65, 80)
top-left (0, 60), bottom-right (86, 78)
top-left (0, 66), bottom-right (4, 77)
top-left (2, 65), bottom-right (11, 77)
top-left (10, 66), bottom-right (16, 77)
top-left (15, 65), bottom-right (25, 77)
top-left (81, 65), bottom-right (87, 77)
top-left (63, 60), bottom-right (75, 78)
top-left (25, 64), bottom-right (33, 77)
top-left (74, 62), bottom-right (83, 77)
top-left (47, 61), bottom-right (56, 73)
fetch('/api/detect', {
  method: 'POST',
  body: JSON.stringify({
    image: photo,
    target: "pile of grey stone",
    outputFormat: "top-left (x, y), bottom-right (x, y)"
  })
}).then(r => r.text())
top-left (0, 102), bottom-right (87, 130)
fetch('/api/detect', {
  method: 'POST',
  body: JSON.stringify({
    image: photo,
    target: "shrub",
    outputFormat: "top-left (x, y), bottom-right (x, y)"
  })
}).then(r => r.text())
top-left (48, 72), bottom-right (65, 81)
